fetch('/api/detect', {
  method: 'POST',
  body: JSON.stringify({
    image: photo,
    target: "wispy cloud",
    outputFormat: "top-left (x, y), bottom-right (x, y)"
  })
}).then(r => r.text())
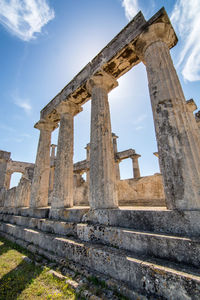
top-left (0, 0), bottom-right (54, 41)
top-left (171, 0), bottom-right (200, 81)
top-left (13, 95), bottom-right (32, 115)
top-left (133, 113), bottom-right (147, 125)
top-left (121, 0), bottom-right (140, 21)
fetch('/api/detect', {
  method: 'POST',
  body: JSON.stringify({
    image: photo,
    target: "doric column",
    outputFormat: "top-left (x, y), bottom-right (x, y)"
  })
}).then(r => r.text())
top-left (51, 101), bottom-right (82, 208)
top-left (85, 143), bottom-right (90, 183)
top-left (50, 144), bottom-right (57, 160)
top-left (136, 23), bottom-right (200, 210)
top-left (0, 150), bottom-right (11, 189)
top-left (86, 71), bottom-right (118, 209)
top-left (30, 119), bottom-right (57, 208)
top-left (49, 144), bottom-right (57, 193)
top-left (112, 133), bottom-right (120, 180)
top-left (131, 154), bottom-right (141, 178)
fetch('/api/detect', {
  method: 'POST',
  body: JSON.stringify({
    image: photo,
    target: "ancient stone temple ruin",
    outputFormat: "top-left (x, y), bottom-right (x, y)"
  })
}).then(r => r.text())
top-left (1, 7), bottom-right (200, 299)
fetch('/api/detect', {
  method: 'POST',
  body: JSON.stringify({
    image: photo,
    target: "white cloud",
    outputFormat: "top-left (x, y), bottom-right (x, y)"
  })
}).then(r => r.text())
top-left (171, 0), bottom-right (200, 81)
top-left (13, 95), bottom-right (32, 114)
top-left (0, 0), bottom-right (54, 41)
top-left (121, 0), bottom-right (140, 21)
top-left (133, 113), bottom-right (147, 125)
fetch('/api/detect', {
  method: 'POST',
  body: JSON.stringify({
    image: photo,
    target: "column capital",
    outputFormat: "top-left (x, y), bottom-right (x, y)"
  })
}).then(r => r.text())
top-left (85, 143), bottom-right (90, 150)
top-left (56, 101), bottom-right (82, 116)
top-left (34, 119), bottom-right (58, 132)
top-left (135, 23), bottom-right (177, 59)
top-left (130, 153), bottom-right (141, 160)
top-left (112, 132), bottom-right (119, 140)
top-left (186, 99), bottom-right (197, 112)
top-left (86, 70), bottom-right (118, 93)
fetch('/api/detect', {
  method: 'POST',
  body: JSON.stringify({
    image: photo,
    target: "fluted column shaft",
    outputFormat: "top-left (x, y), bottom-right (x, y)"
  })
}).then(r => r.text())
top-left (131, 154), bottom-right (141, 178)
top-left (87, 72), bottom-right (118, 209)
top-left (51, 102), bottom-right (82, 208)
top-left (30, 120), bottom-right (57, 208)
top-left (137, 23), bottom-right (200, 210)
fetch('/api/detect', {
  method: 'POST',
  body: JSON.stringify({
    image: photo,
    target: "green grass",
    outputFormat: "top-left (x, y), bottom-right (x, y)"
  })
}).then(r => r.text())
top-left (0, 236), bottom-right (76, 300)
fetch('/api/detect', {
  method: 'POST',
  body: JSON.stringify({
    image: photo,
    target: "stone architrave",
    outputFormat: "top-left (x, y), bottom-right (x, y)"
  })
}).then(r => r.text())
top-left (0, 150), bottom-right (11, 189)
top-left (131, 154), bottom-right (141, 178)
top-left (86, 71), bottom-right (118, 209)
top-left (112, 133), bottom-right (120, 180)
top-left (136, 23), bottom-right (200, 210)
top-left (30, 119), bottom-right (57, 208)
top-left (51, 101), bottom-right (82, 209)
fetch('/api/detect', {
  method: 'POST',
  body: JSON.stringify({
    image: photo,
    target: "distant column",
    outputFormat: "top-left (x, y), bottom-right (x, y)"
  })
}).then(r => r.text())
top-left (112, 133), bottom-right (120, 180)
top-left (136, 23), bottom-right (200, 210)
top-left (49, 144), bottom-right (57, 193)
top-left (86, 71), bottom-right (118, 209)
top-left (0, 150), bottom-right (11, 189)
top-left (51, 101), bottom-right (82, 208)
top-left (30, 119), bottom-right (57, 208)
top-left (131, 154), bottom-right (141, 178)
top-left (85, 143), bottom-right (90, 184)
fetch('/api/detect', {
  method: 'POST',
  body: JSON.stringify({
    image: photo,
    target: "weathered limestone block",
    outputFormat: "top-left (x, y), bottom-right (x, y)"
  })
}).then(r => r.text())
top-left (30, 119), bottom-right (57, 208)
top-left (0, 150), bottom-right (11, 189)
top-left (51, 101), bottom-right (82, 209)
top-left (136, 23), bottom-right (200, 210)
top-left (16, 177), bottom-right (31, 207)
top-left (86, 71), bottom-right (118, 209)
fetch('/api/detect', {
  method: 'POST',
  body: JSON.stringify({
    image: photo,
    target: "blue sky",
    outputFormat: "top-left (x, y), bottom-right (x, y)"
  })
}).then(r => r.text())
top-left (0, 0), bottom-right (200, 187)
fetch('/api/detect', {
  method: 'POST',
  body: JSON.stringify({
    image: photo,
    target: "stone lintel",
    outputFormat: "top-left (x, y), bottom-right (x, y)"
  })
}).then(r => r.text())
top-left (73, 160), bottom-right (88, 173)
top-left (116, 149), bottom-right (136, 161)
top-left (40, 8), bottom-right (175, 121)
top-left (186, 99), bottom-right (197, 112)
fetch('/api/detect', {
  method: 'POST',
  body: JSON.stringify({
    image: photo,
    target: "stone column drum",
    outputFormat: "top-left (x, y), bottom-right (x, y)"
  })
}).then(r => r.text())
top-left (136, 23), bottom-right (200, 210)
top-left (51, 101), bottom-right (82, 209)
top-left (30, 119), bottom-right (57, 208)
top-left (86, 71), bottom-right (118, 209)
top-left (131, 154), bottom-right (141, 178)
top-left (0, 150), bottom-right (11, 189)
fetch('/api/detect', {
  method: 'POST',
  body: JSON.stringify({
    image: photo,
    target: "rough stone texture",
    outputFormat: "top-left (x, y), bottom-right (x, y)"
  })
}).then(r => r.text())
top-left (86, 71), bottom-right (118, 209)
top-left (30, 119), bottom-right (57, 208)
top-left (73, 174), bottom-right (165, 207)
top-left (0, 150), bottom-right (11, 189)
top-left (136, 22), bottom-right (200, 210)
top-left (51, 101), bottom-right (82, 209)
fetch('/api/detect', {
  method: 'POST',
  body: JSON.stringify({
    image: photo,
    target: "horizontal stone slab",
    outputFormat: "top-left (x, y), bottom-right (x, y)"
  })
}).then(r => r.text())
top-left (1, 222), bottom-right (200, 299)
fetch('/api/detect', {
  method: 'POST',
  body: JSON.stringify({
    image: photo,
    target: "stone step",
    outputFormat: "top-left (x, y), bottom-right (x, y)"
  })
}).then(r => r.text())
top-left (1, 214), bottom-right (200, 268)
top-left (0, 221), bottom-right (200, 299)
